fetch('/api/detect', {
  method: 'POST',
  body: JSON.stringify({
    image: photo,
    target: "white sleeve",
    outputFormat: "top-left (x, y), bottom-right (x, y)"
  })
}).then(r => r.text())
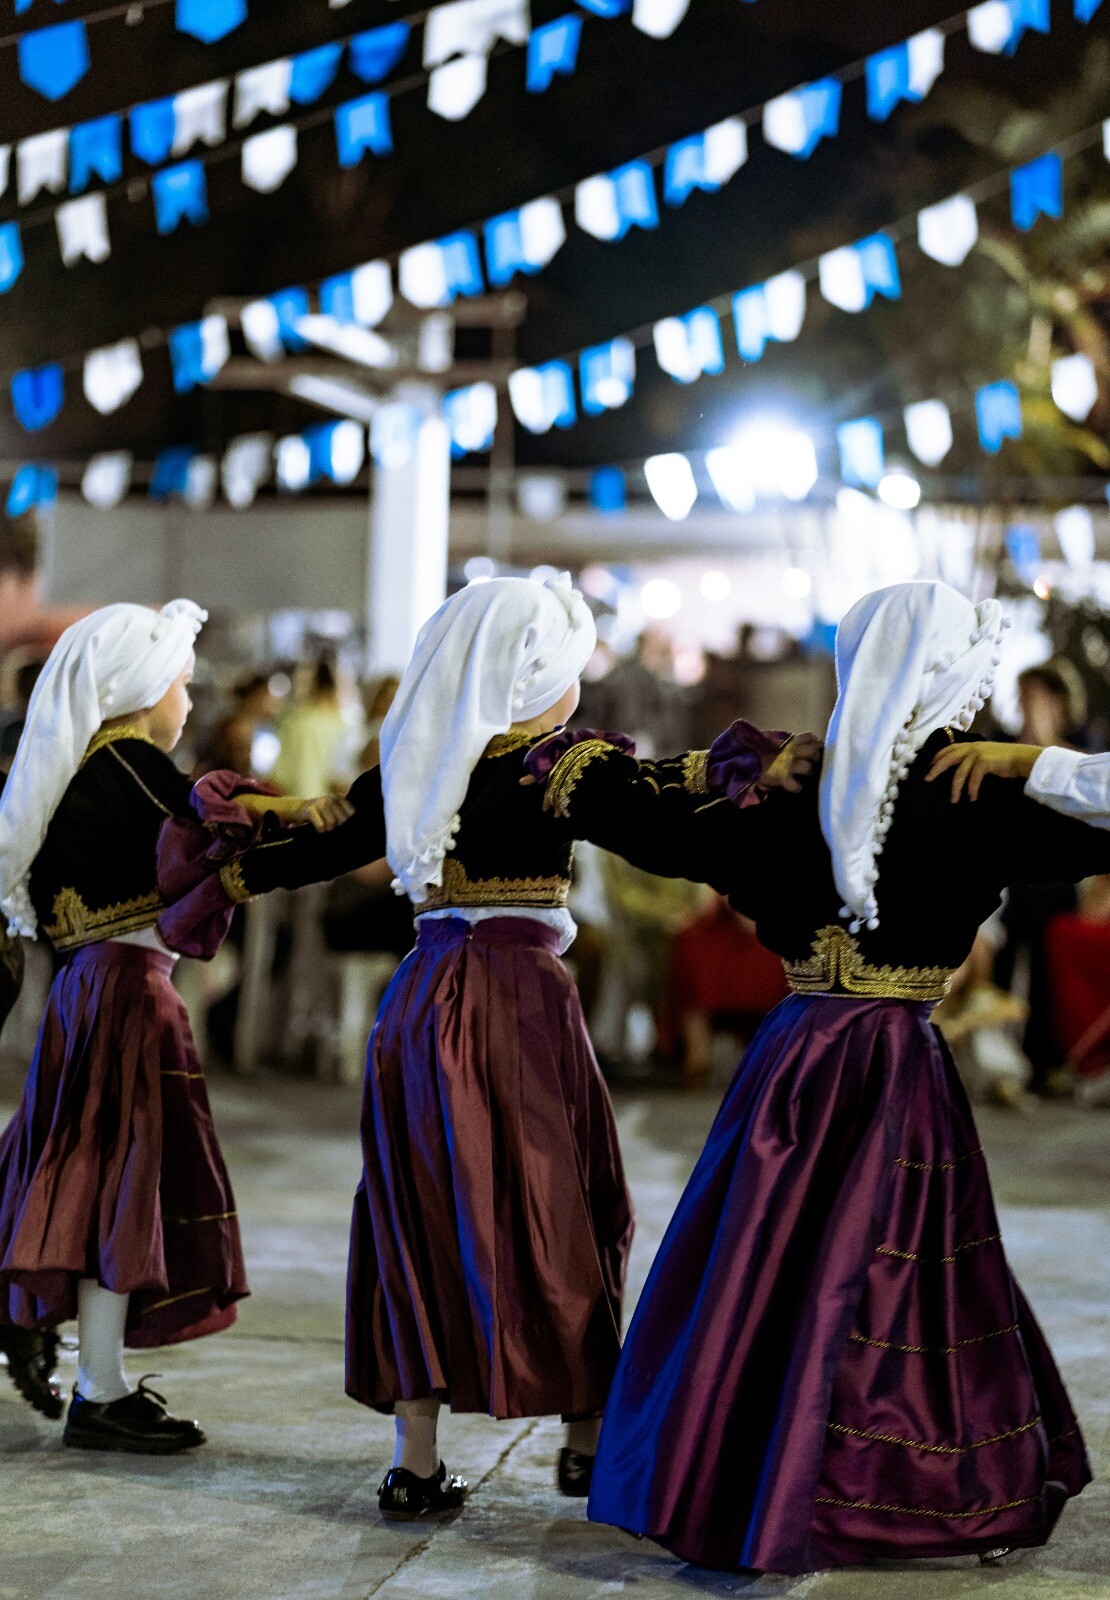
top-left (1025, 747), bottom-right (1110, 830)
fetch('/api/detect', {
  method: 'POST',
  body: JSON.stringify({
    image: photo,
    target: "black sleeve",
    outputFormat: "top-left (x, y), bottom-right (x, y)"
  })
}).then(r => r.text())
top-left (108, 739), bottom-right (196, 817)
top-left (542, 740), bottom-right (746, 892)
top-left (231, 767), bottom-right (387, 896)
top-left (971, 774), bottom-right (1110, 887)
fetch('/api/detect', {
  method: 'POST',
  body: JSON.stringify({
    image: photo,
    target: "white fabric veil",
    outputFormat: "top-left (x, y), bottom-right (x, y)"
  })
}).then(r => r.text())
top-left (0, 599), bottom-right (206, 936)
top-left (381, 574), bottom-right (596, 903)
top-left (819, 581), bottom-right (1008, 932)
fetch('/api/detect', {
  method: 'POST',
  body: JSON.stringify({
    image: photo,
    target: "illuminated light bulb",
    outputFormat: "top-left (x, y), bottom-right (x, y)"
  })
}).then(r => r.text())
top-left (700, 569), bottom-right (732, 602)
top-left (781, 566), bottom-right (813, 599)
top-left (644, 452), bottom-right (697, 520)
top-left (877, 469), bottom-right (921, 510)
top-left (1033, 575), bottom-right (1051, 600)
top-left (640, 577), bottom-right (682, 619)
top-left (705, 446), bottom-right (755, 512)
top-left (727, 419), bottom-right (819, 501)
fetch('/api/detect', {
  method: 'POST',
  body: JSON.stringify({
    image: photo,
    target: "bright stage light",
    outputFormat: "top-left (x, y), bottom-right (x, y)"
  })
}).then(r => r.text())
top-left (644, 453), bottom-right (698, 520)
top-left (640, 577), bottom-right (682, 619)
top-left (877, 469), bottom-right (921, 510)
top-left (700, 569), bottom-right (732, 602)
top-left (725, 419), bottom-right (818, 501)
top-left (705, 447), bottom-right (755, 512)
top-left (781, 566), bottom-right (812, 599)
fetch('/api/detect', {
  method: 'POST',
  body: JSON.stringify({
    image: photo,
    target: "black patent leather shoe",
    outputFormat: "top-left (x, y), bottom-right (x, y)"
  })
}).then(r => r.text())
top-left (63, 1378), bottom-right (206, 1454)
top-left (557, 1448), bottom-right (595, 1497)
top-left (0, 1327), bottom-right (63, 1420)
top-left (979, 1547), bottom-right (1014, 1566)
top-left (378, 1461), bottom-right (468, 1520)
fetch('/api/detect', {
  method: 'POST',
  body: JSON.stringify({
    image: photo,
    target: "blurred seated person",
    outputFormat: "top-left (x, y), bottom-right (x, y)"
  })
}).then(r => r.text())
top-left (596, 854), bottom-right (701, 1070)
top-left (1045, 875), bottom-right (1110, 1103)
top-left (272, 659), bottom-right (348, 796)
top-left (994, 658), bottom-right (1089, 1095)
top-left (659, 895), bottom-right (789, 1088)
top-left (933, 932), bottom-right (1031, 1109)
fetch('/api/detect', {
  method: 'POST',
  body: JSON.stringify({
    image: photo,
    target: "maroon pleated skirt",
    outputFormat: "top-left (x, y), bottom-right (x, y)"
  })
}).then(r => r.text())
top-left (346, 914), bottom-right (634, 1419)
top-left (590, 994), bottom-right (1089, 1573)
top-left (0, 942), bottom-right (248, 1347)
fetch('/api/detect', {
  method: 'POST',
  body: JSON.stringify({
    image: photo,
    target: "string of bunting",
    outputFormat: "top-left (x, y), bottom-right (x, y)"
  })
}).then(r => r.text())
top-left (0, 0), bottom-right (706, 278)
top-left (0, 0), bottom-right (1099, 290)
top-left (5, 99), bottom-right (1109, 519)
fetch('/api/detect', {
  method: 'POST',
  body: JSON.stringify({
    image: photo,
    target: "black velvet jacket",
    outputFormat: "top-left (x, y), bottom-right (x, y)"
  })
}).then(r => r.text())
top-left (233, 726), bottom-right (1110, 1002)
top-left (29, 729), bottom-right (194, 952)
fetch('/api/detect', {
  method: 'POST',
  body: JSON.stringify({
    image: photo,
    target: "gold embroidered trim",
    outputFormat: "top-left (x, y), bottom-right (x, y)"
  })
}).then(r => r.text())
top-left (81, 725), bottom-right (160, 767)
top-left (785, 925), bottom-right (954, 1002)
top-left (140, 1285), bottom-right (214, 1315)
top-left (420, 855), bottom-right (570, 911)
top-left (219, 859), bottom-right (252, 904)
top-left (542, 739), bottom-right (615, 819)
top-left (815, 1493), bottom-right (1038, 1520)
top-left (848, 1322), bottom-right (1019, 1355)
top-left (485, 729), bottom-right (544, 757)
top-left (164, 1210), bottom-right (237, 1225)
top-left (895, 1148), bottom-right (983, 1173)
top-left (162, 1071), bottom-right (205, 1080)
top-left (45, 887), bottom-right (164, 951)
top-left (827, 1416), bottom-right (1042, 1456)
top-left (876, 1234), bottom-right (1000, 1265)
top-left (682, 749), bottom-right (711, 795)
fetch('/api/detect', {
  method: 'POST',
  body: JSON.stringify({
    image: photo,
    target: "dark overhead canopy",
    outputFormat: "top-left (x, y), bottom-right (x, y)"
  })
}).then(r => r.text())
top-left (2, 0), bottom-right (1108, 481)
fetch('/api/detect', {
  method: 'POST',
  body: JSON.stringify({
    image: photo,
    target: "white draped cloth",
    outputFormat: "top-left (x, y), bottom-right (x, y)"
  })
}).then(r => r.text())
top-left (381, 574), bottom-right (596, 903)
top-left (0, 600), bottom-right (206, 936)
top-left (820, 581), bottom-right (1008, 931)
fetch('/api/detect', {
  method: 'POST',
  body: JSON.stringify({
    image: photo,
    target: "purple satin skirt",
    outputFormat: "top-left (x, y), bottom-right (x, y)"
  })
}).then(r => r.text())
top-left (0, 943), bottom-right (248, 1347)
top-left (589, 994), bottom-right (1089, 1574)
top-left (346, 915), bottom-right (634, 1419)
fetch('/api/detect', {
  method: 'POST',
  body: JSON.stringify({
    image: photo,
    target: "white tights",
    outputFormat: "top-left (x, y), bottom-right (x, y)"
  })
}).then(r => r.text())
top-left (76, 1279), bottom-right (131, 1403)
top-left (391, 1400), bottom-right (602, 1478)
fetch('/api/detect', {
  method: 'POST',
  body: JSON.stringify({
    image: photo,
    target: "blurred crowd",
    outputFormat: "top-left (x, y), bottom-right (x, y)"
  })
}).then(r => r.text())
top-left (1, 619), bottom-right (1108, 1108)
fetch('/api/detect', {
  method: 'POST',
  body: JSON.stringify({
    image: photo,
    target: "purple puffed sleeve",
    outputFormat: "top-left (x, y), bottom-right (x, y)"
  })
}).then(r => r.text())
top-left (523, 728), bottom-right (636, 784)
top-left (707, 720), bottom-right (791, 809)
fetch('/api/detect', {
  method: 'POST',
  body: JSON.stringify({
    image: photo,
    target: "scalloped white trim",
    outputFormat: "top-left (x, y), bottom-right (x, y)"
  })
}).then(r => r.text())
top-left (395, 813), bottom-right (462, 902)
top-left (846, 608), bottom-right (1010, 933)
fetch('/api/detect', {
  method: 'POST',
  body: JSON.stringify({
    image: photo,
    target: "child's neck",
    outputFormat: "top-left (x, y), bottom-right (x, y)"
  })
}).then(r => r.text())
top-left (510, 710), bottom-right (564, 738)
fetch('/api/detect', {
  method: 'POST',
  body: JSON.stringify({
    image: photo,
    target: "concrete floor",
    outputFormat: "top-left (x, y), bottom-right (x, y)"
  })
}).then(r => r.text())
top-left (0, 1073), bottom-right (1107, 1600)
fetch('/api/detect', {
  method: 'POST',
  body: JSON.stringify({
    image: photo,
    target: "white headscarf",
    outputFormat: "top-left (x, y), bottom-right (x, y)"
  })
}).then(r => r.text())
top-left (819, 581), bottom-right (1009, 933)
top-left (0, 599), bottom-right (206, 936)
top-left (381, 573), bottom-right (596, 902)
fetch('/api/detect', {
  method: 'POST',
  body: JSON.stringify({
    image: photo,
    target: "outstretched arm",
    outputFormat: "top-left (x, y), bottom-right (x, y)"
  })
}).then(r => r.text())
top-left (526, 723), bottom-right (818, 890)
top-left (929, 740), bottom-right (1110, 830)
top-left (224, 767), bottom-right (387, 900)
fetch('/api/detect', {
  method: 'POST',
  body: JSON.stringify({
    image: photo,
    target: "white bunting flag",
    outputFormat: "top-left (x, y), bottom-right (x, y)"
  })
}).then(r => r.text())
top-left (399, 242), bottom-right (451, 308)
top-left (907, 28), bottom-right (945, 98)
top-left (818, 245), bottom-right (867, 313)
top-left (348, 260), bottom-right (394, 326)
top-left (967, 1), bottom-right (1013, 55)
top-left (233, 59), bottom-right (294, 128)
top-left (183, 455), bottom-right (219, 509)
top-left (222, 433), bottom-right (273, 507)
top-left (17, 129), bottom-right (67, 206)
top-left (518, 196), bottom-right (566, 269)
top-left (574, 174), bottom-right (621, 241)
top-left (242, 125), bottom-right (298, 193)
top-left (763, 269), bottom-right (807, 341)
top-left (241, 299), bottom-right (284, 361)
top-left (917, 194), bottom-right (978, 267)
top-left (82, 451), bottom-right (133, 509)
top-left (903, 399), bottom-right (953, 466)
top-left (423, 0), bottom-right (530, 66)
top-left (56, 192), bottom-right (111, 266)
top-left (83, 338), bottom-right (144, 414)
top-left (1051, 352), bottom-right (1098, 421)
top-left (632, 0), bottom-right (690, 40)
top-left (428, 54), bottom-right (488, 120)
top-left (0, 147), bottom-right (9, 202)
top-left (701, 117), bottom-right (748, 186)
top-left (172, 80), bottom-right (229, 157)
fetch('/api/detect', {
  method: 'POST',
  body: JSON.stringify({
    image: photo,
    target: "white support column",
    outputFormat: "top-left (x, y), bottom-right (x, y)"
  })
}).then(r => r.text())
top-left (366, 383), bottom-right (451, 675)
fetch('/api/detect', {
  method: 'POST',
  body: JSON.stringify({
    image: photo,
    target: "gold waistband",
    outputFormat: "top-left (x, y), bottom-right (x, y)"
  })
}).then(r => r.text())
top-left (419, 856), bottom-right (570, 911)
top-left (784, 926), bottom-right (954, 1003)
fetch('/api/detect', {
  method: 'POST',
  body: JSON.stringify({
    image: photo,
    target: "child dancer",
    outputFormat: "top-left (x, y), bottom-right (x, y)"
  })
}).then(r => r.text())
top-left (225, 575), bottom-right (812, 1515)
top-left (551, 581), bottom-right (1110, 1573)
top-left (0, 601), bottom-right (337, 1452)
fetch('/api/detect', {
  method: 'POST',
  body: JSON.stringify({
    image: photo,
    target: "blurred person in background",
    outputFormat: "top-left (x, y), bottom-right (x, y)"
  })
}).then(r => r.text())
top-left (659, 896), bottom-right (789, 1087)
top-left (933, 925), bottom-right (1031, 1108)
top-left (580, 627), bottom-right (689, 756)
top-left (0, 658), bottom-right (44, 776)
top-left (993, 659), bottom-right (1090, 1095)
top-left (272, 658), bottom-right (348, 796)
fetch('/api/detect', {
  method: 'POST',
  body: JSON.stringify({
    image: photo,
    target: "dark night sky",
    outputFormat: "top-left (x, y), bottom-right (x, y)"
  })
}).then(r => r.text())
top-left (2, 0), bottom-right (1109, 476)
